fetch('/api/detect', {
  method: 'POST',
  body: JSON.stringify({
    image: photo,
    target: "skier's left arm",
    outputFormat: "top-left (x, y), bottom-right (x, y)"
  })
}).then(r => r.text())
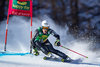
top-left (50, 29), bottom-right (61, 46)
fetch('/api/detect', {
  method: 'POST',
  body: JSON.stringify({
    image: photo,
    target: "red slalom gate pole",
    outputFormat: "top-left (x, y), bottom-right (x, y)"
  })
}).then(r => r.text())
top-left (30, 16), bottom-right (32, 54)
top-left (30, 1), bottom-right (32, 53)
top-left (30, 16), bottom-right (32, 40)
top-left (60, 45), bottom-right (88, 58)
top-left (4, 15), bottom-right (9, 51)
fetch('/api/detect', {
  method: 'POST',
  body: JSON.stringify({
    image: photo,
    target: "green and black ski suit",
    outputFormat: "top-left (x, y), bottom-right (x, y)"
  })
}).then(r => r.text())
top-left (31, 27), bottom-right (68, 59)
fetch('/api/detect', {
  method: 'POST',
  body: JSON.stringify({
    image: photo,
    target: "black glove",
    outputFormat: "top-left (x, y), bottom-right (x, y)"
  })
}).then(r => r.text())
top-left (54, 39), bottom-right (61, 46)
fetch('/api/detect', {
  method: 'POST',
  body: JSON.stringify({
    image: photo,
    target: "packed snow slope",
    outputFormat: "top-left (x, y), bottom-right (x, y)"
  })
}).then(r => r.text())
top-left (0, 16), bottom-right (100, 67)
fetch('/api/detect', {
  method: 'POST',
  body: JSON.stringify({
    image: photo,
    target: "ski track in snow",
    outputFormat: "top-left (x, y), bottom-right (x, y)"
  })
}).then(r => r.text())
top-left (0, 55), bottom-right (100, 67)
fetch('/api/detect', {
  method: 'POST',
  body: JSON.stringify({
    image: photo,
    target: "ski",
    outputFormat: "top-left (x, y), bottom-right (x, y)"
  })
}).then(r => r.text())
top-left (43, 56), bottom-right (73, 63)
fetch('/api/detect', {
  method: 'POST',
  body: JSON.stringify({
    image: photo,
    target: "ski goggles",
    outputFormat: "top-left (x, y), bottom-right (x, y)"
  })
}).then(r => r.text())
top-left (42, 26), bottom-right (49, 30)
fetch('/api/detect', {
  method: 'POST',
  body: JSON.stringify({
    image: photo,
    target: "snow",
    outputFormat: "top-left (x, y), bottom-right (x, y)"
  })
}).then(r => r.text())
top-left (0, 55), bottom-right (100, 67)
top-left (0, 16), bottom-right (100, 67)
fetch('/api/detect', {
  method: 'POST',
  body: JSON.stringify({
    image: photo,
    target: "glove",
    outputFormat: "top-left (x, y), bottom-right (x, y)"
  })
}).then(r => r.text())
top-left (54, 39), bottom-right (61, 46)
top-left (33, 48), bottom-right (39, 56)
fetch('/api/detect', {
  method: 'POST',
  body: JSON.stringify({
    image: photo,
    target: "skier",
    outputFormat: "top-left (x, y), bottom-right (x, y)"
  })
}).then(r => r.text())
top-left (31, 20), bottom-right (71, 62)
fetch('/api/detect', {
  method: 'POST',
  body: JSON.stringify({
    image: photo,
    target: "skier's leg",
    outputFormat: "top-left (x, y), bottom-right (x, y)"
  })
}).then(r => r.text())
top-left (31, 40), bottom-right (37, 54)
top-left (47, 43), bottom-right (72, 62)
top-left (35, 41), bottom-right (50, 55)
top-left (50, 47), bottom-right (68, 59)
top-left (44, 40), bottom-right (68, 59)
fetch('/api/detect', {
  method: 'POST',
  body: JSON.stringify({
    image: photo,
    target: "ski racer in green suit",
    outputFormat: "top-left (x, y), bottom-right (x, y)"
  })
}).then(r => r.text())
top-left (31, 20), bottom-right (70, 62)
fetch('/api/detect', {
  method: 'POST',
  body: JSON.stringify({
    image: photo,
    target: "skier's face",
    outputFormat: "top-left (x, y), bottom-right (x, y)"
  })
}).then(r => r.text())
top-left (42, 29), bottom-right (48, 34)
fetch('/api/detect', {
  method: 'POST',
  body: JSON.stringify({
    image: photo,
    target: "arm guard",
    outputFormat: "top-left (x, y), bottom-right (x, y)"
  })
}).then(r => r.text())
top-left (50, 29), bottom-right (60, 40)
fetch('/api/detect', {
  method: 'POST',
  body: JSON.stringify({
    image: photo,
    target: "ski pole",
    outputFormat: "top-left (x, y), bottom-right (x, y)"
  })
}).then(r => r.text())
top-left (60, 45), bottom-right (88, 58)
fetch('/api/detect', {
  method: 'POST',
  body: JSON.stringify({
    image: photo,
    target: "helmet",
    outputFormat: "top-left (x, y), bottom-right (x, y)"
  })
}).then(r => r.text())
top-left (42, 20), bottom-right (49, 29)
top-left (42, 20), bottom-right (49, 27)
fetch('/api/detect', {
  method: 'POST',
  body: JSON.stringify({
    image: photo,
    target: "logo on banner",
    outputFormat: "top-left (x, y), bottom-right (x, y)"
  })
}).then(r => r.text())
top-left (12, 0), bottom-right (30, 10)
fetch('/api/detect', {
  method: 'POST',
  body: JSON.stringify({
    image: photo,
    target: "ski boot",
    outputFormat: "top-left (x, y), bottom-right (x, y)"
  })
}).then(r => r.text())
top-left (43, 52), bottom-right (56, 60)
top-left (61, 57), bottom-right (72, 62)
top-left (33, 48), bottom-right (39, 56)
